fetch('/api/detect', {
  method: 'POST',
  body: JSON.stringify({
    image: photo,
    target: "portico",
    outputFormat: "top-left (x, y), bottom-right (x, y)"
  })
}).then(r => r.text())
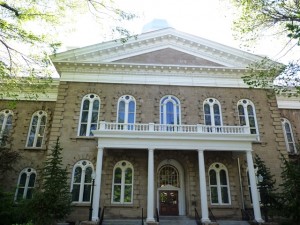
top-left (92, 121), bottom-right (263, 223)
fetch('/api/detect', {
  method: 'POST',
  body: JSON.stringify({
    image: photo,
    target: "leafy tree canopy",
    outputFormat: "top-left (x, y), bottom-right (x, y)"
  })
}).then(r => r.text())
top-left (0, 0), bottom-right (136, 100)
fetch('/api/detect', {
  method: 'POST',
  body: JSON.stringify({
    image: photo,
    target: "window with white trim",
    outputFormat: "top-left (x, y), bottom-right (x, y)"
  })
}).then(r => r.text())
top-left (26, 110), bottom-right (47, 148)
top-left (15, 168), bottom-right (36, 200)
top-left (117, 95), bottom-right (136, 129)
top-left (160, 95), bottom-right (181, 125)
top-left (281, 118), bottom-right (297, 154)
top-left (158, 164), bottom-right (180, 188)
top-left (78, 94), bottom-right (100, 136)
top-left (71, 160), bottom-right (94, 202)
top-left (238, 99), bottom-right (258, 134)
top-left (209, 163), bottom-right (230, 205)
top-left (0, 109), bottom-right (13, 139)
top-left (112, 161), bottom-right (133, 204)
top-left (203, 98), bottom-right (222, 126)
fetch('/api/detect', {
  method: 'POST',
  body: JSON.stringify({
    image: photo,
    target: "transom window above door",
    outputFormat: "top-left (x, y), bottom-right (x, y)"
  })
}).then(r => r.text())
top-left (158, 164), bottom-right (180, 188)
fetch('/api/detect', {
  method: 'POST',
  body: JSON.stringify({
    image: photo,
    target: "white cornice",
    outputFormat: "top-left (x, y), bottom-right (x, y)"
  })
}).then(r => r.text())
top-left (276, 95), bottom-right (300, 109)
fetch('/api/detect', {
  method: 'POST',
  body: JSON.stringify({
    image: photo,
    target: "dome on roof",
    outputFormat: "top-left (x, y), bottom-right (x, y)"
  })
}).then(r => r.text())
top-left (142, 19), bottom-right (171, 33)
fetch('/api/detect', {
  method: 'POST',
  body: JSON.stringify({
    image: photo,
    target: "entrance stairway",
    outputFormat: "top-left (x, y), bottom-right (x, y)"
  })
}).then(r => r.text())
top-left (102, 219), bottom-right (141, 225)
top-left (159, 216), bottom-right (197, 225)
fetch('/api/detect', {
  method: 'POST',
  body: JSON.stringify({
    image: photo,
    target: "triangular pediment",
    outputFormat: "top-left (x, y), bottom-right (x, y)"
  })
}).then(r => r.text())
top-left (113, 48), bottom-right (224, 67)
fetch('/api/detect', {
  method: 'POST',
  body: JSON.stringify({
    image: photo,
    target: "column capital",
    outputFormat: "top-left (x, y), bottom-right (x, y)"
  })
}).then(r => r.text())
top-left (197, 148), bottom-right (205, 152)
top-left (97, 146), bottom-right (104, 151)
top-left (148, 148), bottom-right (155, 152)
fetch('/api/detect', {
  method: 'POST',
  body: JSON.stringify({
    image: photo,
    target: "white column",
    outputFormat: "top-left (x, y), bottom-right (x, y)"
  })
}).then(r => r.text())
top-left (198, 149), bottom-right (210, 223)
top-left (246, 150), bottom-right (264, 223)
top-left (92, 146), bottom-right (104, 221)
top-left (146, 148), bottom-right (155, 222)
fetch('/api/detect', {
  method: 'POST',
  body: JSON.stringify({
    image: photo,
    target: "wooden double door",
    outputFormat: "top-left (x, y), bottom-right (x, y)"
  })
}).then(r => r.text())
top-left (159, 190), bottom-right (179, 216)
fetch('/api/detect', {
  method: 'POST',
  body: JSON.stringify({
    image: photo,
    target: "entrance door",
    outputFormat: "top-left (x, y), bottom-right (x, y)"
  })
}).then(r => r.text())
top-left (159, 190), bottom-right (179, 216)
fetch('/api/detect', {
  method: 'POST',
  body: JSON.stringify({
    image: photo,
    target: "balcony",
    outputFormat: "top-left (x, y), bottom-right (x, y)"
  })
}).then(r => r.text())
top-left (93, 122), bottom-right (258, 152)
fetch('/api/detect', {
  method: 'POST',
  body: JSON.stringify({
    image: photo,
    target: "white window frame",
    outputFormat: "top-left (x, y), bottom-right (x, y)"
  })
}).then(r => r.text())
top-left (209, 163), bottom-right (231, 205)
top-left (237, 99), bottom-right (259, 135)
top-left (160, 95), bottom-right (181, 125)
top-left (203, 98), bottom-right (222, 126)
top-left (117, 95), bottom-right (136, 124)
top-left (0, 109), bottom-right (13, 138)
top-left (26, 110), bottom-right (47, 148)
top-left (281, 118), bottom-right (297, 154)
top-left (71, 160), bottom-right (94, 203)
top-left (15, 168), bottom-right (36, 201)
top-left (111, 160), bottom-right (134, 204)
top-left (78, 93), bottom-right (100, 136)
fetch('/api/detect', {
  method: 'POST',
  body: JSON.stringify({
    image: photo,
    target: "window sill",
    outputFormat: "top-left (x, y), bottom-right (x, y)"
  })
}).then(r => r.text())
top-left (23, 147), bottom-right (46, 151)
top-left (107, 204), bottom-right (138, 208)
top-left (70, 136), bottom-right (96, 140)
top-left (72, 202), bottom-right (91, 207)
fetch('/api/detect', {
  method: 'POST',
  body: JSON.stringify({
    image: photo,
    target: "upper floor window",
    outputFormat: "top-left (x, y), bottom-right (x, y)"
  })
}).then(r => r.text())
top-left (71, 160), bottom-right (94, 202)
top-left (26, 110), bottom-right (47, 148)
top-left (78, 94), bottom-right (100, 136)
top-left (281, 118), bottom-right (297, 154)
top-left (237, 99), bottom-right (258, 134)
top-left (203, 98), bottom-right (222, 126)
top-left (160, 95), bottom-right (181, 125)
top-left (209, 163), bottom-right (230, 205)
top-left (15, 168), bottom-right (36, 201)
top-left (112, 160), bottom-right (133, 204)
top-left (0, 109), bottom-right (13, 140)
top-left (117, 95), bottom-right (136, 125)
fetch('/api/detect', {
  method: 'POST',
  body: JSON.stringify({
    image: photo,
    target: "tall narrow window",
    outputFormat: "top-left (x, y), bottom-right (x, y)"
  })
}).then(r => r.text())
top-left (0, 109), bottom-right (13, 139)
top-left (117, 95), bottom-right (136, 129)
top-left (160, 95), bottom-right (181, 125)
top-left (112, 161), bottom-right (133, 204)
top-left (71, 160), bottom-right (94, 202)
top-left (26, 110), bottom-right (47, 148)
top-left (78, 94), bottom-right (100, 136)
top-left (281, 118), bottom-right (297, 154)
top-left (203, 98), bottom-right (222, 126)
top-left (209, 163), bottom-right (230, 205)
top-left (15, 168), bottom-right (36, 200)
top-left (238, 99), bottom-right (258, 135)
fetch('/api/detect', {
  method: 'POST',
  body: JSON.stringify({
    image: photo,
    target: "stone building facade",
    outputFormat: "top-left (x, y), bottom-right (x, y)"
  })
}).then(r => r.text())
top-left (1, 28), bottom-right (299, 224)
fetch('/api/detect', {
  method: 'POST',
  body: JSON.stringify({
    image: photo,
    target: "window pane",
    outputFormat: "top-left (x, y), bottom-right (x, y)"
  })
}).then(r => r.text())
top-left (28, 174), bottom-right (36, 187)
top-left (215, 116), bottom-right (221, 126)
top-left (80, 124), bottom-right (87, 136)
top-left (125, 168), bottom-right (132, 184)
top-left (204, 104), bottom-right (210, 114)
top-left (205, 115), bottom-right (211, 125)
top-left (81, 112), bottom-right (88, 123)
top-left (72, 185), bottom-right (80, 201)
top-left (32, 116), bottom-right (38, 125)
top-left (211, 187), bottom-right (218, 203)
top-left (114, 168), bottom-right (122, 184)
top-left (85, 167), bottom-right (92, 183)
top-left (83, 100), bottom-right (90, 110)
top-left (129, 101), bottom-right (135, 113)
top-left (40, 115), bottom-right (46, 125)
top-left (93, 100), bottom-right (99, 110)
top-left (16, 188), bottom-right (25, 201)
top-left (239, 116), bottom-right (246, 126)
top-left (209, 170), bottom-right (217, 185)
top-left (19, 173), bottom-right (27, 186)
top-left (285, 123), bottom-right (291, 132)
top-left (26, 188), bottom-right (33, 199)
top-left (247, 105), bottom-right (254, 115)
top-left (287, 133), bottom-right (293, 142)
top-left (124, 185), bottom-right (132, 202)
top-left (213, 104), bottom-right (220, 114)
top-left (36, 136), bottom-right (43, 147)
top-left (221, 187), bottom-right (229, 203)
top-left (220, 170), bottom-right (227, 185)
top-left (238, 105), bottom-right (244, 115)
top-left (83, 184), bottom-right (91, 202)
top-left (91, 112), bottom-right (98, 123)
top-left (74, 167), bottom-right (82, 183)
top-left (113, 185), bottom-right (121, 202)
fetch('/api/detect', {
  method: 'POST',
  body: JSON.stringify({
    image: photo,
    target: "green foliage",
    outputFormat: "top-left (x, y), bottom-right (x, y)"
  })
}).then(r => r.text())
top-left (276, 154), bottom-right (300, 224)
top-left (28, 138), bottom-right (72, 225)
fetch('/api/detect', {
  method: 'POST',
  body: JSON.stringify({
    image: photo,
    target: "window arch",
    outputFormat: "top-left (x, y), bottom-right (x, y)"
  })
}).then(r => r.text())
top-left (209, 163), bottom-right (230, 205)
top-left (0, 109), bottom-right (13, 138)
top-left (160, 95), bottom-right (181, 125)
top-left (15, 168), bottom-right (36, 200)
top-left (71, 160), bottom-right (94, 202)
top-left (281, 118), bottom-right (297, 154)
top-left (158, 164), bottom-right (180, 188)
top-left (117, 95), bottom-right (136, 130)
top-left (237, 99), bottom-right (258, 135)
top-left (203, 98), bottom-right (222, 126)
top-left (78, 93), bottom-right (100, 136)
top-left (112, 160), bottom-right (133, 204)
top-left (26, 110), bottom-right (47, 148)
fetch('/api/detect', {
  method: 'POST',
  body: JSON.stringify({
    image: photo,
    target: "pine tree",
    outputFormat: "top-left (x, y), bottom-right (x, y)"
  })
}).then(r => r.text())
top-left (29, 138), bottom-right (72, 225)
top-left (254, 154), bottom-right (276, 222)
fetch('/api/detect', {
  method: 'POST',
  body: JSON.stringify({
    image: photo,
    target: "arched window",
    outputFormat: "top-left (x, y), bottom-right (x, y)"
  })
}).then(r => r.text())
top-left (15, 168), bottom-right (36, 200)
top-left (281, 118), bottom-right (297, 154)
top-left (78, 94), bottom-right (100, 136)
top-left (158, 164), bottom-right (180, 188)
top-left (160, 95), bottom-right (181, 125)
top-left (237, 99), bottom-right (258, 135)
top-left (0, 109), bottom-right (13, 139)
top-left (203, 98), bottom-right (222, 126)
top-left (112, 160), bottom-right (133, 204)
top-left (71, 160), bottom-right (94, 202)
top-left (117, 95), bottom-right (136, 130)
top-left (26, 110), bottom-right (47, 148)
top-left (209, 163), bottom-right (230, 205)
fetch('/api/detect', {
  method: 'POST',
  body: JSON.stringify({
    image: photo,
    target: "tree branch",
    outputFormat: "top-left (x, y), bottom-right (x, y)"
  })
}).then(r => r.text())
top-left (0, 3), bottom-right (20, 17)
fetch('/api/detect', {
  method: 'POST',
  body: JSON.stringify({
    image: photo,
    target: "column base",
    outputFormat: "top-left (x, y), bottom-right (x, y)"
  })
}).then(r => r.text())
top-left (201, 218), bottom-right (211, 224)
top-left (255, 218), bottom-right (265, 224)
top-left (92, 216), bottom-right (99, 222)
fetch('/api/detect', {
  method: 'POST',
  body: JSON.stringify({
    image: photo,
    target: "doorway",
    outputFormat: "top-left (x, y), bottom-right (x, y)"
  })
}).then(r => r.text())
top-left (159, 190), bottom-right (179, 216)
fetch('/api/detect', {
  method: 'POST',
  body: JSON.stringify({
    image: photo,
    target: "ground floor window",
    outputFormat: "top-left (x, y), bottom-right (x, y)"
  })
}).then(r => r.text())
top-left (15, 168), bottom-right (36, 200)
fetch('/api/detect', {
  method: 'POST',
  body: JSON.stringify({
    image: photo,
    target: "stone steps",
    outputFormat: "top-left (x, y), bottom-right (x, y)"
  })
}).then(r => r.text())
top-left (217, 220), bottom-right (250, 225)
top-left (158, 216), bottom-right (197, 225)
top-left (102, 219), bottom-right (142, 225)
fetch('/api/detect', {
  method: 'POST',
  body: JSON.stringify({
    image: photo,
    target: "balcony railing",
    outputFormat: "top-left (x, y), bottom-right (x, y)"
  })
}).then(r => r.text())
top-left (99, 121), bottom-right (250, 134)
